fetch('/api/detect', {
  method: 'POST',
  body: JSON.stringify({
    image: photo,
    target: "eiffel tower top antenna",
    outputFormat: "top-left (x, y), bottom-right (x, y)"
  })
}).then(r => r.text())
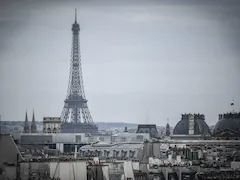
top-left (75, 9), bottom-right (77, 23)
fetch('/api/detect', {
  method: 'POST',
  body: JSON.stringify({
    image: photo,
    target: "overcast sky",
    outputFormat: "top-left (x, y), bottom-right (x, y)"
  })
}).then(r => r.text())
top-left (0, 0), bottom-right (240, 126)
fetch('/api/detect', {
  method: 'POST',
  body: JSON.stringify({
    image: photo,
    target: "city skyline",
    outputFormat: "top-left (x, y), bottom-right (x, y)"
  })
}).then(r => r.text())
top-left (0, 0), bottom-right (240, 126)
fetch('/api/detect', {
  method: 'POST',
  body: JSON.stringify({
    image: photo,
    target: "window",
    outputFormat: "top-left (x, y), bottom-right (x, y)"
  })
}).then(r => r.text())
top-left (47, 128), bottom-right (51, 133)
top-left (53, 128), bottom-right (57, 133)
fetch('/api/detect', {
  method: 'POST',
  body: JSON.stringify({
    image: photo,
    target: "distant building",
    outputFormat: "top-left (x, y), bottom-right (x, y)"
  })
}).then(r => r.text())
top-left (19, 133), bottom-right (88, 153)
top-left (136, 124), bottom-right (159, 138)
top-left (43, 117), bottom-right (61, 133)
top-left (111, 132), bottom-right (150, 143)
top-left (212, 112), bottom-right (240, 140)
top-left (172, 113), bottom-right (211, 140)
top-left (16, 131), bottom-right (150, 154)
top-left (80, 143), bottom-right (143, 159)
top-left (173, 114), bottom-right (211, 135)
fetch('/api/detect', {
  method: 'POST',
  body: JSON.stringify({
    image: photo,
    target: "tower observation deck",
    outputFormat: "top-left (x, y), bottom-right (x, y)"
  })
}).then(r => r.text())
top-left (60, 10), bottom-right (98, 133)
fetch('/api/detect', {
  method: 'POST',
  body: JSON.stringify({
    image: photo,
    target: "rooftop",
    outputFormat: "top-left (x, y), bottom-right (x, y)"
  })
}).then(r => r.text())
top-left (81, 142), bottom-right (143, 150)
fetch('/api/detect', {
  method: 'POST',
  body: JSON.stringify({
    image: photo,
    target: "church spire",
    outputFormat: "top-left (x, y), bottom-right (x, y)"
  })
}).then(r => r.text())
top-left (23, 110), bottom-right (30, 133)
top-left (31, 109), bottom-right (37, 133)
top-left (166, 118), bottom-right (170, 136)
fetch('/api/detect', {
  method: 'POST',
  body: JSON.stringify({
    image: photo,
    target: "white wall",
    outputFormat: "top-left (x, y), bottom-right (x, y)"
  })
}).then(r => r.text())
top-left (50, 162), bottom-right (87, 180)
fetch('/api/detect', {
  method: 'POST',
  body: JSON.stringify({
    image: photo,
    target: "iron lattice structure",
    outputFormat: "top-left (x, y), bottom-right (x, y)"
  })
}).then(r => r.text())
top-left (61, 10), bottom-right (95, 128)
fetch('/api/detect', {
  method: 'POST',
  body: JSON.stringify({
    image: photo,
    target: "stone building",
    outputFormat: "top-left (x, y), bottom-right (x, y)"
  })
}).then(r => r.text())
top-left (79, 143), bottom-right (143, 159)
top-left (43, 117), bottom-right (61, 133)
top-left (172, 113), bottom-right (211, 140)
top-left (212, 112), bottom-right (240, 140)
top-left (136, 124), bottom-right (159, 139)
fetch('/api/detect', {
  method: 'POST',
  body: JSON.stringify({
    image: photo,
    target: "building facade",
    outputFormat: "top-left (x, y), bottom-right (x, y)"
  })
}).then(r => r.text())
top-left (79, 143), bottom-right (143, 159)
top-left (43, 117), bottom-right (61, 133)
top-left (137, 124), bottom-right (159, 138)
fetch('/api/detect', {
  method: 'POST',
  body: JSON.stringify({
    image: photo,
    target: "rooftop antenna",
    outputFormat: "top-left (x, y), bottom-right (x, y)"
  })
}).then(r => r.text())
top-left (75, 8), bottom-right (77, 23)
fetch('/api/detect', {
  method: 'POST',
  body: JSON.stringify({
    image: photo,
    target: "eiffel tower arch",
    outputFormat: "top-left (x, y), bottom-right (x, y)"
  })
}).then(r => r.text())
top-left (60, 10), bottom-right (98, 133)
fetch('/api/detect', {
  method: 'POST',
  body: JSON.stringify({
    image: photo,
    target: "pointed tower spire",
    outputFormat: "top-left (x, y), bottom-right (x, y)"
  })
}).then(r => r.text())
top-left (23, 110), bottom-right (30, 133)
top-left (75, 9), bottom-right (77, 23)
top-left (165, 118), bottom-right (170, 136)
top-left (31, 109), bottom-right (37, 133)
top-left (32, 109), bottom-right (35, 122)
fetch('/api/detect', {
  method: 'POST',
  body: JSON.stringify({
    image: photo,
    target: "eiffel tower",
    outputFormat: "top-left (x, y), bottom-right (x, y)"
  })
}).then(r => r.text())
top-left (60, 10), bottom-right (98, 133)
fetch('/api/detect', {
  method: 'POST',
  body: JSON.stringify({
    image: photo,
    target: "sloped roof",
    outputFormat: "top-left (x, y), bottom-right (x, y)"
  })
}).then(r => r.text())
top-left (214, 116), bottom-right (240, 134)
top-left (0, 134), bottom-right (23, 165)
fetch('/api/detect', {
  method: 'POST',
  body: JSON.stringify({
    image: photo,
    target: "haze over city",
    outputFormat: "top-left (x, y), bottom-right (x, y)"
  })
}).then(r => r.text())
top-left (0, 0), bottom-right (240, 126)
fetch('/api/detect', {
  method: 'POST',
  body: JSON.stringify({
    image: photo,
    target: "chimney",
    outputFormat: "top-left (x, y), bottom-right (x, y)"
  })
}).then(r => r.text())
top-left (124, 126), bottom-right (128, 132)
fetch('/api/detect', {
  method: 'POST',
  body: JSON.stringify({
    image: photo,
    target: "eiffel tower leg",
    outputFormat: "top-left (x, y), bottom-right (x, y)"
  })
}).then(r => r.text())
top-left (81, 107), bottom-right (93, 124)
top-left (61, 107), bottom-right (70, 123)
top-left (71, 106), bottom-right (81, 124)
